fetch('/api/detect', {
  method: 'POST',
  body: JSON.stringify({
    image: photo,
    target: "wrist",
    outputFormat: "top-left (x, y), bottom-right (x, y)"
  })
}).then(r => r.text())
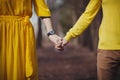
top-left (47, 30), bottom-right (55, 37)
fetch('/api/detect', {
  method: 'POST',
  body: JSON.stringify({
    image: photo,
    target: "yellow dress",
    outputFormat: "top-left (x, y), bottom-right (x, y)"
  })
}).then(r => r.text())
top-left (0, 0), bottom-right (51, 80)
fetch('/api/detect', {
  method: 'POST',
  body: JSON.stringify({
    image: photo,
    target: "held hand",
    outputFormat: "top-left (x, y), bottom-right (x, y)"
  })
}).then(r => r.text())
top-left (55, 37), bottom-right (69, 51)
top-left (48, 34), bottom-right (64, 51)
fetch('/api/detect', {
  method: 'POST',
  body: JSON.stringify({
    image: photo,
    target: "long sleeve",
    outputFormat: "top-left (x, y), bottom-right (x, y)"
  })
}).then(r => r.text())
top-left (65, 0), bottom-right (101, 41)
top-left (33, 0), bottom-right (51, 17)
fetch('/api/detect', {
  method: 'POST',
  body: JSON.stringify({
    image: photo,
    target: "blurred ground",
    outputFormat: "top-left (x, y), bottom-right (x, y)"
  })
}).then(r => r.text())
top-left (37, 42), bottom-right (97, 80)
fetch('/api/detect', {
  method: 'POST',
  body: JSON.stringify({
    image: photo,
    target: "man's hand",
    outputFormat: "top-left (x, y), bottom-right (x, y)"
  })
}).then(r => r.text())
top-left (61, 38), bottom-right (69, 47)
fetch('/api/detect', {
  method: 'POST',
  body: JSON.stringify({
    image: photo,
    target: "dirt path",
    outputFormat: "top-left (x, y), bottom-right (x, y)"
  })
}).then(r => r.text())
top-left (37, 46), bottom-right (97, 80)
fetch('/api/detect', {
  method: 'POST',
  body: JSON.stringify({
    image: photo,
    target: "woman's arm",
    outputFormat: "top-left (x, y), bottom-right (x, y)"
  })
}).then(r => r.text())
top-left (33, 0), bottom-right (63, 50)
top-left (41, 17), bottom-right (62, 48)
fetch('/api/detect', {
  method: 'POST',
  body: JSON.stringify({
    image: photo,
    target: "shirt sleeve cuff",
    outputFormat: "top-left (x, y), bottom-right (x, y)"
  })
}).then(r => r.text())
top-left (64, 35), bottom-right (73, 42)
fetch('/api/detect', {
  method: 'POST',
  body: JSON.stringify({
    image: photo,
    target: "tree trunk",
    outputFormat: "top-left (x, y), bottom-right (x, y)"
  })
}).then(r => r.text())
top-left (36, 18), bottom-right (42, 48)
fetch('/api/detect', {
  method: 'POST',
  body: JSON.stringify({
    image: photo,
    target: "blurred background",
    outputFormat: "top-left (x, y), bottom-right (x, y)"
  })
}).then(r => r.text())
top-left (31, 0), bottom-right (103, 80)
